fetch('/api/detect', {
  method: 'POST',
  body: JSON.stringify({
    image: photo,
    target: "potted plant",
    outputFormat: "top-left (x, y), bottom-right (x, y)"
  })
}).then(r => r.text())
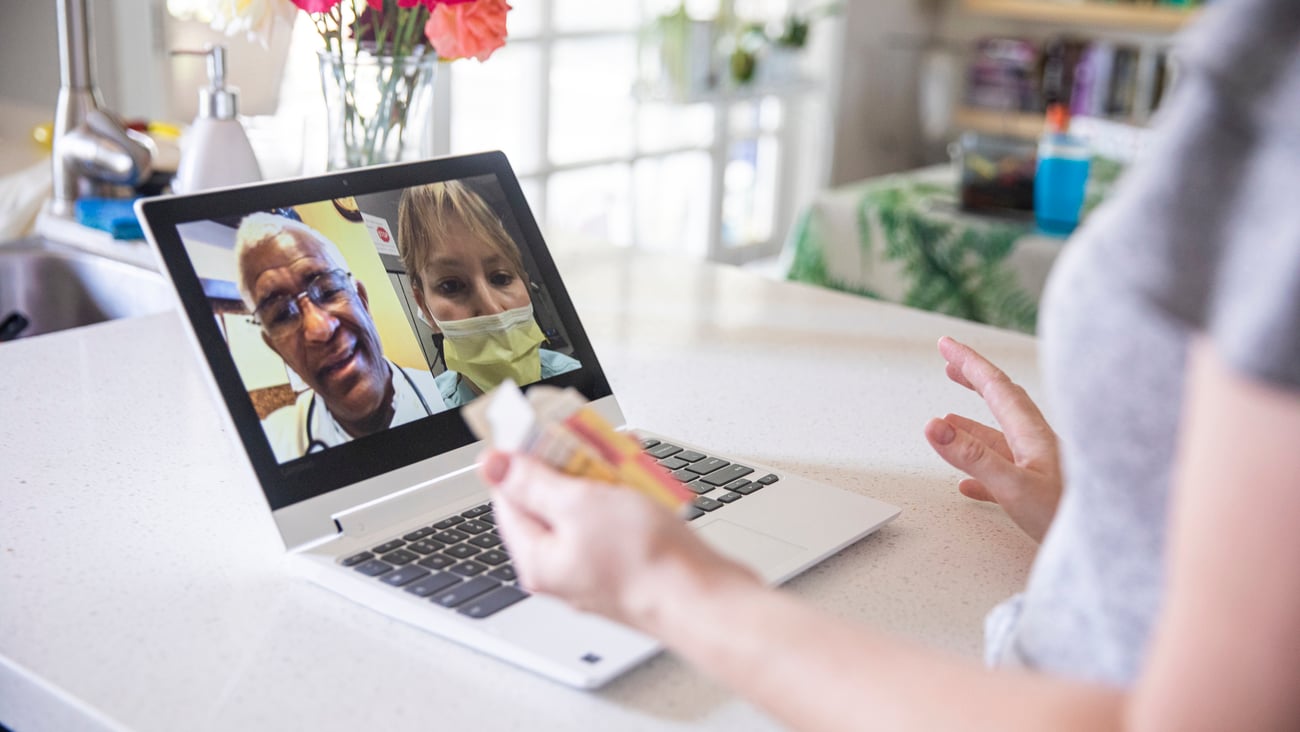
top-left (754, 1), bottom-right (841, 86)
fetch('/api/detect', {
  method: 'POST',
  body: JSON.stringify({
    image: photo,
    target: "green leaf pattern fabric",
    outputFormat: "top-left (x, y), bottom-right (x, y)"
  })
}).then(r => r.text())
top-left (786, 171), bottom-right (1090, 334)
top-left (864, 182), bottom-right (1039, 332)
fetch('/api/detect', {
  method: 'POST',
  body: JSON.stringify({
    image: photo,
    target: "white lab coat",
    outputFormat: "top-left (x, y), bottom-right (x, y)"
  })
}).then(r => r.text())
top-left (260, 361), bottom-right (447, 463)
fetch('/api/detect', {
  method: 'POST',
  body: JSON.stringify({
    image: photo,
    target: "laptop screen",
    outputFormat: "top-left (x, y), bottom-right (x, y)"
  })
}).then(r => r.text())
top-left (140, 153), bottom-right (612, 511)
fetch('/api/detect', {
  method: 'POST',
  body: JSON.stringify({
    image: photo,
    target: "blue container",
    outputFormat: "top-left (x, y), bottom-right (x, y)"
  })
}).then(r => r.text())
top-left (74, 197), bottom-right (144, 240)
top-left (1034, 133), bottom-right (1091, 236)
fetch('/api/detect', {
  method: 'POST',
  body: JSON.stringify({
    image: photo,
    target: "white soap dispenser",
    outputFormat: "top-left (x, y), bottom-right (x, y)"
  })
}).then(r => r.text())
top-left (171, 45), bottom-right (262, 194)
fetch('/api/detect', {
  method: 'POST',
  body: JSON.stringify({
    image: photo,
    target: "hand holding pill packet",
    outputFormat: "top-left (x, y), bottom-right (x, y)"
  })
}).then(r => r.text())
top-left (463, 380), bottom-right (694, 512)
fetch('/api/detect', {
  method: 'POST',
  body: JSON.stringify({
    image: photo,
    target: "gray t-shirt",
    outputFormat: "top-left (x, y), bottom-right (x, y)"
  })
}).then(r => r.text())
top-left (986, 0), bottom-right (1300, 685)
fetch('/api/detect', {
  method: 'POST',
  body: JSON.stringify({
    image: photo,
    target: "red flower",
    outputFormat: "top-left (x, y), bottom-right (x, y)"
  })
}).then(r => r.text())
top-left (424, 0), bottom-right (510, 61)
top-left (291, 0), bottom-right (344, 12)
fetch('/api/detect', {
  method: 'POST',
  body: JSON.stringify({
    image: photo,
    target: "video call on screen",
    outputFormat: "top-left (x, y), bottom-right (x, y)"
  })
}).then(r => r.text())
top-left (175, 174), bottom-right (580, 464)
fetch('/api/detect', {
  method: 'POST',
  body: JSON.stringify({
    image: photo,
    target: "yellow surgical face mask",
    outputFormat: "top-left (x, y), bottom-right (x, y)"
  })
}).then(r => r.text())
top-left (434, 304), bottom-right (545, 393)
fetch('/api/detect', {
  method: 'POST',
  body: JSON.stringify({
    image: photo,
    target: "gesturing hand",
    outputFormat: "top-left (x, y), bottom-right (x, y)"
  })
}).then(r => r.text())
top-left (924, 337), bottom-right (1063, 543)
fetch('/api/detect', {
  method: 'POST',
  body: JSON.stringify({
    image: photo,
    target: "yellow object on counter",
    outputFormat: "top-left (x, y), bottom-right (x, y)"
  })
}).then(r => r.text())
top-left (32, 122), bottom-right (54, 149)
top-left (30, 120), bottom-right (182, 150)
top-left (146, 121), bottom-right (182, 139)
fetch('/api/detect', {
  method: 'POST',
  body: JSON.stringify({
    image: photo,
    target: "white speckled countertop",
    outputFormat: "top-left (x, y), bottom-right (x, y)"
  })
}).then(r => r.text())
top-left (0, 245), bottom-right (1041, 731)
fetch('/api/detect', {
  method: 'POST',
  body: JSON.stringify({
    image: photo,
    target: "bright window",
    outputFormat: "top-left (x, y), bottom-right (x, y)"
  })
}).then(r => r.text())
top-left (275, 0), bottom-right (832, 262)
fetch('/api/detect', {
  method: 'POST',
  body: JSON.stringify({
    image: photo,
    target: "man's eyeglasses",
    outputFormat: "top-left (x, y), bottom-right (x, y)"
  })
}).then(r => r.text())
top-left (251, 269), bottom-right (356, 339)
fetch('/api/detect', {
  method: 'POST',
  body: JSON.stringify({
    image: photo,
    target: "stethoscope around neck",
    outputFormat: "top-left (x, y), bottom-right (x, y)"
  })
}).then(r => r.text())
top-left (303, 365), bottom-right (435, 454)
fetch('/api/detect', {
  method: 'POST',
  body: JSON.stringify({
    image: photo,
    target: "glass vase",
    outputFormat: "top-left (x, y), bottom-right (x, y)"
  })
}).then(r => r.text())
top-left (317, 50), bottom-right (438, 171)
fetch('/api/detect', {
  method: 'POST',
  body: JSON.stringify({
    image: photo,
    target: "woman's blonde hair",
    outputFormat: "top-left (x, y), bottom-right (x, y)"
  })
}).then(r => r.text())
top-left (396, 180), bottom-right (527, 291)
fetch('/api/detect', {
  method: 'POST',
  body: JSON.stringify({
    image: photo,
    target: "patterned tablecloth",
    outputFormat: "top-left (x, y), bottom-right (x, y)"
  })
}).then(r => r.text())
top-left (781, 163), bottom-right (1120, 334)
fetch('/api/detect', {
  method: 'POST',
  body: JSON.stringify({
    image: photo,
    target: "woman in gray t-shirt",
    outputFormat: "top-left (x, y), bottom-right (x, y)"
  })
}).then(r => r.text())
top-left (479, 0), bottom-right (1300, 727)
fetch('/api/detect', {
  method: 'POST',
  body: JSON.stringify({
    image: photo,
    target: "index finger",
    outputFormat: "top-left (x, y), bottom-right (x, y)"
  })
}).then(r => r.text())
top-left (937, 337), bottom-right (1057, 465)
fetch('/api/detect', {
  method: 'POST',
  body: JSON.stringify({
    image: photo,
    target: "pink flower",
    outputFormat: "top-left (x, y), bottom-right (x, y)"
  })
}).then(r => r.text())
top-left (290, 0), bottom-right (343, 12)
top-left (397, 0), bottom-right (473, 8)
top-left (424, 0), bottom-right (510, 62)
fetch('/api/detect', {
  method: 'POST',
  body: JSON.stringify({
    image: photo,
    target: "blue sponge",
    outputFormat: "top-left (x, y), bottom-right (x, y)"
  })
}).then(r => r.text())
top-left (74, 198), bottom-right (144, 240)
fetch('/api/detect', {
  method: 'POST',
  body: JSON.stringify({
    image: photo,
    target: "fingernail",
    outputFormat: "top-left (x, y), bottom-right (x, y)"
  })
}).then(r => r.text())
top-left (928, 418), bottom-right (956, 445)
top-left (483, 451), bottom-right (511, 484)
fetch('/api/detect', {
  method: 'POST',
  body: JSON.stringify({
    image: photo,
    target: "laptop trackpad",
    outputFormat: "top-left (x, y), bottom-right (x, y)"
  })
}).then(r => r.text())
top-left (697, 520), bottom-right (807, 577)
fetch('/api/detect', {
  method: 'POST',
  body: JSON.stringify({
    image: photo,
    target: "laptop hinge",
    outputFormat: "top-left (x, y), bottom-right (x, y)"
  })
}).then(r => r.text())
top-left (588, 394), bottom-right (627, 431)
top-left (330, 463), bottom-right (483, 540)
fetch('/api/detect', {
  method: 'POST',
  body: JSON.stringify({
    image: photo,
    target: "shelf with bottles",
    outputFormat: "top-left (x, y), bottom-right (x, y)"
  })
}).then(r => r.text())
top-left (956, 31), bottom-right (1174, 141)
top-left (961, 0), bottom-right (1203, 32)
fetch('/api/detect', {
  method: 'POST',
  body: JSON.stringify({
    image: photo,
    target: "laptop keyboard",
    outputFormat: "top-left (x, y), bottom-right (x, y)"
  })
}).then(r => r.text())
top-left (640, 438), bottom-right (781, 521)
top-left (337, 439), bottom-right (780, 619)
top-left (339, 504), bottom-right (529, 619)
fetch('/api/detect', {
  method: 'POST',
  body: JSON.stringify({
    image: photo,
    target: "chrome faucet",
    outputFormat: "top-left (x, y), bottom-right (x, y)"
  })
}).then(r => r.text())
top-left (50, 0), bottom-right (153, 218)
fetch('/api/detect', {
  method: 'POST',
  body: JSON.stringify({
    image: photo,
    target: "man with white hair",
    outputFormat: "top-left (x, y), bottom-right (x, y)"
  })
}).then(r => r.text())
top-left (235, 212), bottom-right (448, 462)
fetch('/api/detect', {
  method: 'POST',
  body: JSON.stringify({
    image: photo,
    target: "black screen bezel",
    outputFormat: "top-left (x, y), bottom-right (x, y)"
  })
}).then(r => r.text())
top-left (140, 151), bottom-right (613, 510)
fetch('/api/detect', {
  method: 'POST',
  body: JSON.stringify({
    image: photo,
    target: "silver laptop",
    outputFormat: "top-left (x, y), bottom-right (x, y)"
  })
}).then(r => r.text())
top-left (135, 151), bottom-right (900, 688)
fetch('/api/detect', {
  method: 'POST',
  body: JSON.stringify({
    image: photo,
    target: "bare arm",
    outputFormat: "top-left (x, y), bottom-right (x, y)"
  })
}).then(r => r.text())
top-left (1129, 339), bottom-right (1300, 731)
top-left (484, 340), bottom-right (1300, 731)
top-left (638, 562), bottom-right (1123, 731)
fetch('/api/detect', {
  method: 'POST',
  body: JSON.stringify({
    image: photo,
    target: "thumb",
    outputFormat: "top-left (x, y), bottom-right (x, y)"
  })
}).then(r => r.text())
top-left (958, 478), bottom-right (998, 504)
top-left (480, 450), bottom-right (512, 486)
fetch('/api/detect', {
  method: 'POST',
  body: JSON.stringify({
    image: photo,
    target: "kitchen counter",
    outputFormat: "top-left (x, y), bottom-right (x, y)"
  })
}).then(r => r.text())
top-left (0, 245), bottom-right (1041, 731)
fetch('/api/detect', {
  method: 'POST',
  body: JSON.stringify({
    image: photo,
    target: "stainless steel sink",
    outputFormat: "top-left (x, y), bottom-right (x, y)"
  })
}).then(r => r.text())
top-left (0, 238), bottom-right (173, 340)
